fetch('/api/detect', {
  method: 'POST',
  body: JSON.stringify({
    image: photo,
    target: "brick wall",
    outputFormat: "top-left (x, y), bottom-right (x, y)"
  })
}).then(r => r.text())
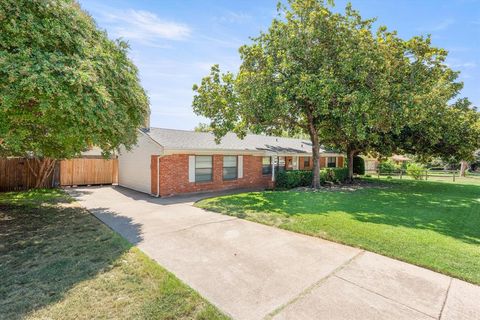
top-left (152, 154), bottom-right (273, 197)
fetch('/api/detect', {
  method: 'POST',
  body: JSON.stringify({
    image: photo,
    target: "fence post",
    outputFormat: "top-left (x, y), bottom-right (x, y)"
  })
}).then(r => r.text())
top-left (400, 169), bottom-right (403, 179)
top-left (453, 170), bottom-right (455, 182)
top-left (425, 170), bottom-right (428, 180)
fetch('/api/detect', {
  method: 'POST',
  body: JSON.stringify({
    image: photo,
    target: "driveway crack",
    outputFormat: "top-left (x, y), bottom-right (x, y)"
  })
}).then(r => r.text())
top-left (263, 250), bottom-right (365, 319)
top-left (439, 277), bottom-right (453, 320)
top-left (156, 217), bottom-right (238, 235)
top-left (334, 274), bottom-right (437, 319)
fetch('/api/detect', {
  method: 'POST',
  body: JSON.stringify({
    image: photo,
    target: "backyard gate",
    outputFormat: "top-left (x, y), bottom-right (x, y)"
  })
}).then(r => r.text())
top-left (59, 158), bottom-right (118, 186)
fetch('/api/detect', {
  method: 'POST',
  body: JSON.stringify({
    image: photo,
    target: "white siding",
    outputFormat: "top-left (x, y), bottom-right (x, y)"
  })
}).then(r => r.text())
top-left (118, 133), bottom-right (162, 194)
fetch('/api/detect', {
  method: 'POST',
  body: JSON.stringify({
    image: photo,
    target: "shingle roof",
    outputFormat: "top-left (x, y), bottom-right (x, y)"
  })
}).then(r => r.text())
top-left (144, 127), bottom-right (339, 155)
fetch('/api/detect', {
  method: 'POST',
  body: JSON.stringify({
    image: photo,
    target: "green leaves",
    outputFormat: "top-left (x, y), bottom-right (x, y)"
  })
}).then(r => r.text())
top-left (191, 0), bottom-right (480, 179)
top-left (0, 0), bottom-right (149, 159)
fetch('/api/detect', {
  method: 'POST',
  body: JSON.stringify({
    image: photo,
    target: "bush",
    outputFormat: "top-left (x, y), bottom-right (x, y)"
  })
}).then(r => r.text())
top-left (321, 167), bottom-right (349, 183)
top-left (406, 163), bottom-right (425, 180)
top-left (353, 156), bottom-right (365, 175)
top-left (378, 160), bottom-right (399, 174)
top-left (275, 167), bottom-right (349, 189)
top-left (275, 170), bottom-right (313, 189)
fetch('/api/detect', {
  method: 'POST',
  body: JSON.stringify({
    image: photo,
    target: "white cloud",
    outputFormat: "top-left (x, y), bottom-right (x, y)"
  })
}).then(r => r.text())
top-left (89, 6), bottom-right (191, 44)
top-left (215, 11), bottom-right (252, 24)
top-left (446, 59), bottom-right (477, 69)
top-left (453, 62), bottom-right (477, 68)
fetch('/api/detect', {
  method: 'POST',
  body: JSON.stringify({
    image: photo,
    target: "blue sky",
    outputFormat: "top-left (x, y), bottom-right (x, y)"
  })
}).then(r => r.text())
top-left (79, 0), bottom-right (480, 130)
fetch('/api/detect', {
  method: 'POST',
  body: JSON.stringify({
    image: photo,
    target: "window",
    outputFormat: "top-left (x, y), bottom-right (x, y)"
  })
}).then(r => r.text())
top-left (327, 157), bottom-right (336, 168)
top-left (262, 156), bottom-right (272, 174)
top-left (277, 156), bottom-right (286, 172)
top-left (223, 156), bottom-right (237, 180)
top-left (303, 157), bottom-right (310, 168)
top-left (195, 156), bottom-right (213, 182)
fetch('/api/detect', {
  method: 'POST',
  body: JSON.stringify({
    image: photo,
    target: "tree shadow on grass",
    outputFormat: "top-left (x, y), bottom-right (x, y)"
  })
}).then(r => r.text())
top-left (208, 181), bottom-right (480, 245)
top-left (0, 202), bottom-right (140, 319)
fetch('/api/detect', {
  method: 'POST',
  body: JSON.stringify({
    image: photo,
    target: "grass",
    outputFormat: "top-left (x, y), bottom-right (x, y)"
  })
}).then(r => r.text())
top-left (196, 179), bottom-right (480, 285)
top-left (0, 189), bottom-right (228, 320)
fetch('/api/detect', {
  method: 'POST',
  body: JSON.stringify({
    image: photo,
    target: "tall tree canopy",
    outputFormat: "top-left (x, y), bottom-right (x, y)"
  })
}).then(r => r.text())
top-left (0, 0), bottom-right (149, 186)
top-left (193, 0), bottom-right (479, 187)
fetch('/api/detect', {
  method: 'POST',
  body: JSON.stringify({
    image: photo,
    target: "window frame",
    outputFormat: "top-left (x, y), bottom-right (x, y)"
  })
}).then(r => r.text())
top-left (195, 155), bottom-right (213, 182)
top-left (327, 156), bottom-right (337, 168)
top-left (303, 157), bottom-right (310, 168)
top-left (262, 156), bottom-right (272, 175)
top-left (223, 155), bottom-right (238, 181)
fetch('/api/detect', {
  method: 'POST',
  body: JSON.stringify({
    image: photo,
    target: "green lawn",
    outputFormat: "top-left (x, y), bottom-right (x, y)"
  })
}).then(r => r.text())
top-left (0, 189), bottom-right (228, 320)
top-left (196, 179), bottom-right (480, 285)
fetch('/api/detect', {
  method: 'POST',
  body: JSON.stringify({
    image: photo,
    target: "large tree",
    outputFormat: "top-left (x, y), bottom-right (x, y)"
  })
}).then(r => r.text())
top-left (192, 0), bottom-right (477, 186)
top-left (0, 0), bottom-right (149, 187)
top-left (398, 98), bottom-right (480, 175)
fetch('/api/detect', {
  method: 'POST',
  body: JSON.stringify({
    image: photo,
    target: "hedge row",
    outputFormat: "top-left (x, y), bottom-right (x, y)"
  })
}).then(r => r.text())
top-left (275, 167), bottom-right (349, 189)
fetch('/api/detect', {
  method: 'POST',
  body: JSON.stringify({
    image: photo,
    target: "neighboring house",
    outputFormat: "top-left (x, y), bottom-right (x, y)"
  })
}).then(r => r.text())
top-left (363, 154), bottom-right (411, 172)
top-left (118, 128), bottom-right (345, 197)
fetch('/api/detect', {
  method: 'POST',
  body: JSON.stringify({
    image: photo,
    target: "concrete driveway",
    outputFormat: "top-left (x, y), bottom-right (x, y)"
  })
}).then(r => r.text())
top-left (69, 186), bottom-right (480, 320)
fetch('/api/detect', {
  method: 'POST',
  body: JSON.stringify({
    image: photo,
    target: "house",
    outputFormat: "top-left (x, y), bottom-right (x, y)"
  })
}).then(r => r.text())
top-left (363, 154), bottom-right (411, 172)
top-left (118, 128), bottom-right (345, 197)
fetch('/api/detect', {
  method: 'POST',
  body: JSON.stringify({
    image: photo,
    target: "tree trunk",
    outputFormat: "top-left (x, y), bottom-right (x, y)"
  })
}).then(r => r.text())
top-left (311, 135), bottom-right (321, 188)
top-left (460, 160), bottom-right (468, 177)
top-left (306, 108), bottom-right (321, 188)
top-left (347, 148), bottom-right (356, 183)
top-left (27, 158), bottom-right (56, 188)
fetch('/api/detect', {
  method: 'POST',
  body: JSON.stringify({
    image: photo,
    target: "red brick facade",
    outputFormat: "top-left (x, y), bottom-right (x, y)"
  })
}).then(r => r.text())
top-left (151, 154), bottom-right (345, 197)
top-left (151, 154), bottom-right (274, 197)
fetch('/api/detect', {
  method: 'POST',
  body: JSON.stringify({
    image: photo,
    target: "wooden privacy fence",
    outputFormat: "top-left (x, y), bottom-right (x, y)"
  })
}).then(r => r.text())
top-left (0, 157), bottom-right (118, 192)
top-left (0, 158), bottom-right (57, 192)
top-left (60, 158), bottom-right (118, 186)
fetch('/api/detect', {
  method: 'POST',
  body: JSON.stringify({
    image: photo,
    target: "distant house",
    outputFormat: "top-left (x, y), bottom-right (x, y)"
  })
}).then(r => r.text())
top-left (363, 154), bottom-right (411, 172)
top-left (118, 128), bottom-right (345, 197)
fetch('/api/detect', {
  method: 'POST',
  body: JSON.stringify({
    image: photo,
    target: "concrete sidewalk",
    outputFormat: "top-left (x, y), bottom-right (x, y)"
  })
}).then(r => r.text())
top-left (69, 186), bottom-right (480, 320)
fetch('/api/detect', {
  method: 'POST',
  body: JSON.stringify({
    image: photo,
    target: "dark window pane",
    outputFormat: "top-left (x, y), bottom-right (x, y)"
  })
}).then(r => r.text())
top-left (195, 168), bottom-right (212, 182)
top-left (223, 167), bottom-right (237, 180)
top-left (262, 165), bottom-right (272, 174)
top-left (304, 157), bottom-right (310, 167)
top-left (327, 157), bottom-right (336, 168)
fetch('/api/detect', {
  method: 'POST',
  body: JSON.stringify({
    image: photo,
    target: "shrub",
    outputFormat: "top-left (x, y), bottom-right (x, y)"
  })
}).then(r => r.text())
top-left (406, 163), bottom-right (425, 180)
top-left (321, 167), bottom-right (349, 183)
top-left (275, 170), bottom-right (313, 189)
top-left (378, 160), bottom-right (399, 174)
top-left (275, 167), bottom-right (349, 189)
top-left (353, 156), bottom-right (365, 175)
